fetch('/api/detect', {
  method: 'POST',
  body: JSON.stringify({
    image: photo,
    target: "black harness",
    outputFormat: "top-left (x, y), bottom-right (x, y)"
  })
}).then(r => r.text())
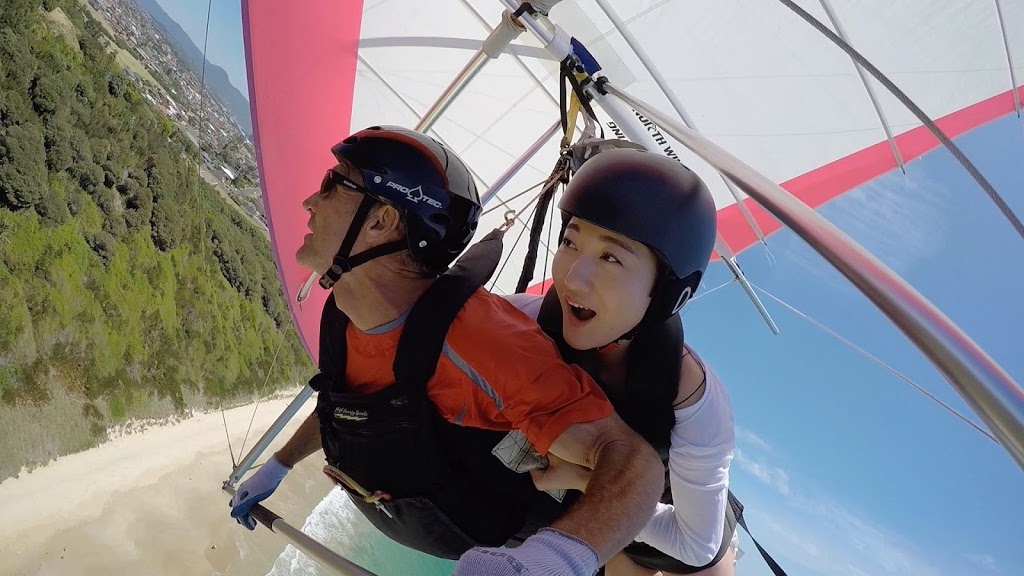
top-left (535, 286), bottom-right (787, 575)
top-left (307, 229), bottom-right (546, 559)
top-left (307, 223), bottom-right (786, 574)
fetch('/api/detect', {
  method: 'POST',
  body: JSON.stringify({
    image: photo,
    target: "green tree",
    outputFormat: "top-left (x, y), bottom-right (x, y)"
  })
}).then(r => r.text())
top-left (85, 229), bottom-right (115, 264)
top-left (43, 115), bottom-right (73, 172)
top-left (0, 0), bottom-right (37, 37)
top-left (36, 173), bottom-right (72, 225)
top-left (31, 73), bottom-right (66, 118)
top-left (0, 3), bottom-right (314, 466)
top-left (0, 123), bottom-right (49, 210)
top-left (107, 72), bottom-right (127, 99)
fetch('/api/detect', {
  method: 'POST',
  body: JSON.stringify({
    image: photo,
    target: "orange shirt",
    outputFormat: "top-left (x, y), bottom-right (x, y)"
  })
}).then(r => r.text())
top-left (344, 288), bottom-right (612, 454)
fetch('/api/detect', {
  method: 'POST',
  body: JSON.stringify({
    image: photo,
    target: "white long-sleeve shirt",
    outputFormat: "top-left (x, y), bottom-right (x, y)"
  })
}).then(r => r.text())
top-left (502, 292), bottom-right (736, 566)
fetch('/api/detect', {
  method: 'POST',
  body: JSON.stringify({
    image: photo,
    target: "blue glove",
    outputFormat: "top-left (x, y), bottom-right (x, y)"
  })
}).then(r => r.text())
top-left (452, 528), bottom-right (599, 576)
top-left (229, 454), bottom-right (291, 530)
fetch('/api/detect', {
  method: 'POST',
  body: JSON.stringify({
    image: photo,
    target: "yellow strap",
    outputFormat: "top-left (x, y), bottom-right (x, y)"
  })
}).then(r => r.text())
top-left (564, 91), bottom-right (580, 146)
top-left (562, 70), bottom-right (593, 147)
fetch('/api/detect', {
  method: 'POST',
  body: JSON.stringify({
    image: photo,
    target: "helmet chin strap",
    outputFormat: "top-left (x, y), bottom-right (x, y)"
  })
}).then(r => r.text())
top-left (319, 195), bottom-right (407, 289)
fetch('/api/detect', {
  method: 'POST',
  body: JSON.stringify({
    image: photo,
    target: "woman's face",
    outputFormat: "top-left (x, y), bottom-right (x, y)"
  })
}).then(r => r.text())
top-left (551, 216), bottom-right (658, 350)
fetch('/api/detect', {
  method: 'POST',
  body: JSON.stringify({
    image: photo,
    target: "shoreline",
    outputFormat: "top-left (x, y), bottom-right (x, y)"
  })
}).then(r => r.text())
top-left (0, 387), bottom-right (327, 576)
top-left (2, 387), bottom-right (304, 483)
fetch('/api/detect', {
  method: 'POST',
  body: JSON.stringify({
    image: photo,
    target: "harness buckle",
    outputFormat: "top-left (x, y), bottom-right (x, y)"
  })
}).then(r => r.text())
top-left (330, 258), bottom-right (353, 275)
top-left (374, 499), bottom-right (394, 519)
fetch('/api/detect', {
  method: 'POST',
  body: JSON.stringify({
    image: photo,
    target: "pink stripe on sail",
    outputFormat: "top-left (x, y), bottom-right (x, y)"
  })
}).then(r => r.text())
top-left (242, 0), bottom-right (364, 362)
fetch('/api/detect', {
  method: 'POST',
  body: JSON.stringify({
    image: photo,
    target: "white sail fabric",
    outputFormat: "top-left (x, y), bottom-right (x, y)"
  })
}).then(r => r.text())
top-left (242, 0), bottom-right (1023, 357)
top-left (348, 0), bottom-right (1024, 294)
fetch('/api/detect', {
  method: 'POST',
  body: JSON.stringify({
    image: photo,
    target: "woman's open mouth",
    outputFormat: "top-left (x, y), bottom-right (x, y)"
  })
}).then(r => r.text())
top-left (567, 299), bottom-right (597, 322)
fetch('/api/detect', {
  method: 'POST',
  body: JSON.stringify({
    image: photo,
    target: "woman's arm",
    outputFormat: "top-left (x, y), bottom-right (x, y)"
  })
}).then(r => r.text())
top-left (633, 351), bottom-right (736, 567)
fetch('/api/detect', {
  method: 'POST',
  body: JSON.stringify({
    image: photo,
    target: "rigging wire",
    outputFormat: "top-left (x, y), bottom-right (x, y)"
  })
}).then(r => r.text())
top-left (197, 0), bottom-right (297, 474)
top-left (192, 0), bottom-right (293, 470)
top-left (236, 333), bottom-right (289, 460)
top-left (190, 0), bottom-right (239, 468)
top-left (542, 176), bottom-right (556, 292)
top-left (486, 165), bottom-right (568, 294)
top-left (481, 177), bottom-right (554, 217)
top-left (691, 278), bottom-right (737, 304)
top-left (750, 282), bottom-right (998, 444)
top-left (490, 194), bottom-right (544, 293)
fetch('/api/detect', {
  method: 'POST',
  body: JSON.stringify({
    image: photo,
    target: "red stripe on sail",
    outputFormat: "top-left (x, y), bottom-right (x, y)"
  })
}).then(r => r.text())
top-left (528, 86), bottom-right (1023, 295)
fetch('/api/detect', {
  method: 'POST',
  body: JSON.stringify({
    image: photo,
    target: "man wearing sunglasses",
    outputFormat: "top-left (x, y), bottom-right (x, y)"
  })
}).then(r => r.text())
top-left (228, 126), bottom-right (663, 575)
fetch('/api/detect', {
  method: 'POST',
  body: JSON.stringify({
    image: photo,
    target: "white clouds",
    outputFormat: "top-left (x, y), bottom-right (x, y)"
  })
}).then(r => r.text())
top-left (733, 428), bottom-right (790, 496)
top-left (967, 553), bottom-right (997, 571)
top-left (734, 448), bottom-right (791, 497)
top-left (731, 427), bottom-right (954, 576)
top-left (755, 515), bottom-right (823, 561)
top-left (735, 426), bottom-right (775, 454)
top-left (798, 170), bottom-right (950, 278)
top-left (769, 171), bottom-right (953, 295)
top-left (835, 173), bottom-right (950, 276)
top-left (790, 495), bottom-right (940, 576)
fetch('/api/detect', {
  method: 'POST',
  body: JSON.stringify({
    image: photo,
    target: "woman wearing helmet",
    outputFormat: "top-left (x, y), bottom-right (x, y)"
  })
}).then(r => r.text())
top-left (504, 147), bottom-right (738, 575)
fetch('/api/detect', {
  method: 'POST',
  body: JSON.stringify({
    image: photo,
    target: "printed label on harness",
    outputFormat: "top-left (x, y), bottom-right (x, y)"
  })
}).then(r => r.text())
top-left (334, 407), bottom-right (370, 422)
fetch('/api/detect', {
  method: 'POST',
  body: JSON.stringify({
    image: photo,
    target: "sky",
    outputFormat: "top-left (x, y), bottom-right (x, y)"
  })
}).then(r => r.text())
top-left (681, 114), bottom-right (1024, 575)
top-left (158, 3), bottom-right (1024, 575)
top-left (151, 0), bottom-right (249, 95)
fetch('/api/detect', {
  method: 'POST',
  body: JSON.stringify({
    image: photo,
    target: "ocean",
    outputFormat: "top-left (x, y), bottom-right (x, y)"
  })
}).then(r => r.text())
top-left (261, 484), bottom-right (456, 576)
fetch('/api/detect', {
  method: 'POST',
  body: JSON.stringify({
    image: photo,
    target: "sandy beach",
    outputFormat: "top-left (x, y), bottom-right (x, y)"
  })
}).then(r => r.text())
top-left (0, 389), bottom-right (338, 576)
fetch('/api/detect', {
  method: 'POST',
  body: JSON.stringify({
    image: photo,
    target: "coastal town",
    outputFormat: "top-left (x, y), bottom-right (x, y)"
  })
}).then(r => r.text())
top-left (83, 0), bottom-right (266, 229)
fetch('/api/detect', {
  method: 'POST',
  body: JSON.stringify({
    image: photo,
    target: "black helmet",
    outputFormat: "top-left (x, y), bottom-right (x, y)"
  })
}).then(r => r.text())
top-left (318, 126), bottom-right (482, 288)
top-left (557, 147), bottom-right (717, 337)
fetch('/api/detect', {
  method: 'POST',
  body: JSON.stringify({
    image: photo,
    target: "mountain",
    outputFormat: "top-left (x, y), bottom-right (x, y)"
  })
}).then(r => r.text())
top-left (132, 0), bottom-right (252, 137)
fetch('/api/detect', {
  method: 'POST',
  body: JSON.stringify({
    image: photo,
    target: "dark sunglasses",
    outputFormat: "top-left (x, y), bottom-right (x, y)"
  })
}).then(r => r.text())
top-left (319, 168), bottom-right (367, 198)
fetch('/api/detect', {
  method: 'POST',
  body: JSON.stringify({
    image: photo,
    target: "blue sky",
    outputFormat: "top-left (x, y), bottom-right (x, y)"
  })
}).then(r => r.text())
top-left (162, 4), bottom-right (1024, 574)
top-left (152, 0), bottom-right (249, 95)
top-left (683, 114), bottom-right (1024, 575)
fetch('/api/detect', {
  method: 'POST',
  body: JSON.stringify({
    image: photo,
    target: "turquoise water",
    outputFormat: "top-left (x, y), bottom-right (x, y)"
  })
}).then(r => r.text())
top-left (265, 487), bottom-right (456, 576)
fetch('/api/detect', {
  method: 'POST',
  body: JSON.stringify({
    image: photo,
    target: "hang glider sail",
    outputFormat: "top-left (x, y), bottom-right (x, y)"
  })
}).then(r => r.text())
top-left (242, 0), bottom-right (1024, 364)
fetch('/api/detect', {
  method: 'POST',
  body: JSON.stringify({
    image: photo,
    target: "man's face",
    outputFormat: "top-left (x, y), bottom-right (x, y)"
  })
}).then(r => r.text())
top-left (296, 159), bottom-right (368, 275)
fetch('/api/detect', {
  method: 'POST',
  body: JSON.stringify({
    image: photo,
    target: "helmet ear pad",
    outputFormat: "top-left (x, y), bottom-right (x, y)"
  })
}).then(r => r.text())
top-left (403, 204), bottom-right (480, 274)
top-left (649, 266), bottom-right (701, 319)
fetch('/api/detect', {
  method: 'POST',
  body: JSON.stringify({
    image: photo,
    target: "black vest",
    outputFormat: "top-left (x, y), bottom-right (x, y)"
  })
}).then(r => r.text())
top-left (307, 229), bottom-right (545, 560)
top-left (534, 287), bottom-right (787, 575)
top-left (535, 287), bottom-right (742, 573)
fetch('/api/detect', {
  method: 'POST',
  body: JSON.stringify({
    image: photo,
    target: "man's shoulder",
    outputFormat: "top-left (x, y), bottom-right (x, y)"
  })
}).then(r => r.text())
top-left (500, 292), bottom-right (543, 320)
top-left (444, 288), bottom-right (557, 355)
top-left (452, 288), bottom-right (539, 328)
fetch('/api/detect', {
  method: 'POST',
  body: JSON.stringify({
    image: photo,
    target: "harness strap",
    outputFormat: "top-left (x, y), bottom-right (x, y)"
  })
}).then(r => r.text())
top-left (320, 195), bottom-right (402, 289)
top-left (537, 287), bottom-right (787, 575)
top-left (730, 492), bottom-right (788, 576)
top-left (393, 227), bottom-right (507, 389)
top-left (323, 463), bottom-right (390, 504)
top-left (311, 226), bottom-right (507, 393)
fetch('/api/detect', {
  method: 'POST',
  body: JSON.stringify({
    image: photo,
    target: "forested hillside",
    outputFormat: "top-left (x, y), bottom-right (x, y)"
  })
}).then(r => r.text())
top-left (0, 0), bottom-right (312, 477)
